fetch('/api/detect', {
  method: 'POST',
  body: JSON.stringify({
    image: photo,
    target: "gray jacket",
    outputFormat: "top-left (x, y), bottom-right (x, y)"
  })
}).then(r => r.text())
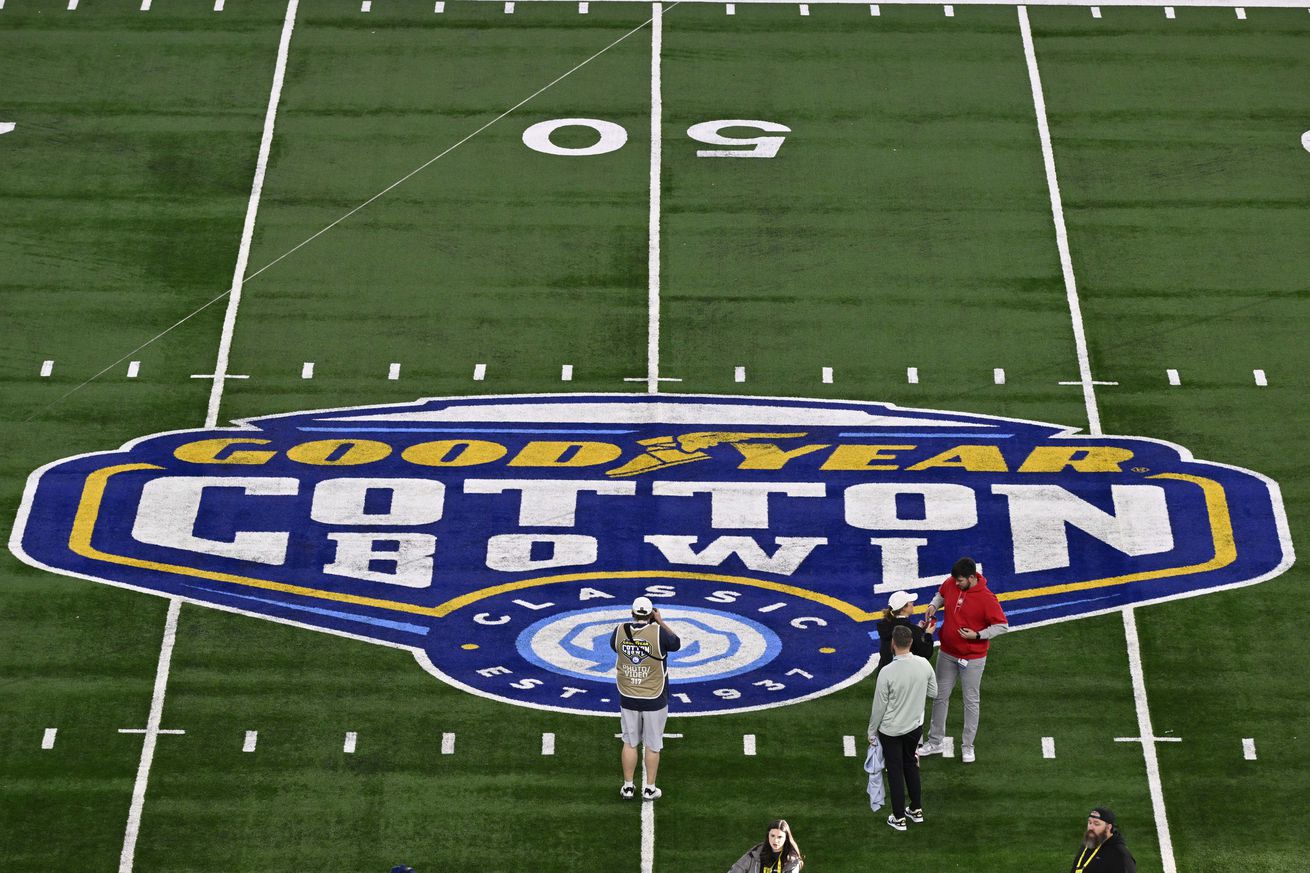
top-left (728, 844), bottom-right (802, 873)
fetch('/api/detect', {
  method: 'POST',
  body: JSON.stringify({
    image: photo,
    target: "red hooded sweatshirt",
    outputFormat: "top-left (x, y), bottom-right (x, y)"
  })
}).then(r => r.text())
top-left (936, 573), bottom-right (1008, 660)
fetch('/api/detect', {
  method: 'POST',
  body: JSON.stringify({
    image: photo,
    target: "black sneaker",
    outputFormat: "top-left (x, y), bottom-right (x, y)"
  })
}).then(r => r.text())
top-left (886, 814), bottom-right (907, 832)
top-left (905, 807), bottom-right (924, 823)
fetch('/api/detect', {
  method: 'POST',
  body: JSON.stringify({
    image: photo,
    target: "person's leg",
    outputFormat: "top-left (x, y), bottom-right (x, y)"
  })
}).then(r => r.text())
top-left (926, 656), bottom-right (960, 745)
top-left (641, 707), bottom-right (668, 787)
top-left (960, 657), bottom-right (987, 749)
top-left (902, 725), bottom-right (923, 810)
top-left (620, 708), bottom-right (641, 782)
top-left (878, 731), bottom-right (907, 819)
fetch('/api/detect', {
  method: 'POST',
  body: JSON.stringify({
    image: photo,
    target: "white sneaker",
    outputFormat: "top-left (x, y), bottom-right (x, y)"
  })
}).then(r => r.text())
top-left (962, 746), bottom-right (976, 763)
top-left (917, 740), bottom-right (944, 756)
top-left (620, 783), bottom-right (636, 800)
top-left (642, 786), bottom-right (662, 801)
top-left (886, 814), bottom-right (907, 831)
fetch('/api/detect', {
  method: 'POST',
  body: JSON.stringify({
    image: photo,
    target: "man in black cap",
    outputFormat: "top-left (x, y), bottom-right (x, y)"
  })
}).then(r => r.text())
top-left (1070, 807), bottom-right (1136, 873)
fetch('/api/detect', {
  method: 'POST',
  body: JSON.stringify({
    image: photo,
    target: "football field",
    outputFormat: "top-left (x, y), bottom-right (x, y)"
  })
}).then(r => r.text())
top-left (2, 0), bottom-right (1308, 870)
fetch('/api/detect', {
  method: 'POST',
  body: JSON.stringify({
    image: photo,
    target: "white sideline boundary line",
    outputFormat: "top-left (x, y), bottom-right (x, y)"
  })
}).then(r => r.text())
top-left (118, 599), bottom-right (181, 873)
top-left (646, 3), bottom-right (664, 394)
top-left (1018, 5), bottom-right (1100, 437)
top-left (640, 758), bottom-right (655, 873)
top-left (119, 6), bottom-right (299, 872)
top-left (1124, 608), bottom-right (1178, 873)
top-left (206, 0), bottom-right (299, 429)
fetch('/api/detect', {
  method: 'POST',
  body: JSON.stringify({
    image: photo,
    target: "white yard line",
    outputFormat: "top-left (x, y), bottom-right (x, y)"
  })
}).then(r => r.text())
top-left (561, 364), bottom-right (574, 381)
top-left (843, 735), bottom-right (857, 757)
top-left (1253, 368), bottom-right (1267, 386)
top-left (441, 732), bottom-right (456, 754)
top-left (941, 736), bottom-right (955, 758)
top-left (1018, 5), bottom-right (1101, 436)
top-left (541, 732), bottom-right (556, 755)
top-left (1242, 738), bottom-right (1256, 760)
top-left (473, 363), bottom-right (487, 381)
top-left (1123, 608), bottom-right (1178, 873)
top-left (243, 730), bottom-right (258, 752)
top-left (118, 8), bottom-right (299, 871)
top-left (206, 0), bottom-right (299, 428)
top-left (640, 758), bottom-right (655, 873)
top-left (126, 361), bottom-right (141, 378)
top-left (301, 361), bottom-right (315, 379)
top-left (388, 362), bottom-right (402, 380)
top-left (743, 733), bottom-right (757, 755)
top-left (1042, 736), bottom-right (1056, 758)
top-left (646, 3), bottom-right (664, 394)
top-left (993, 367), bottom-right (1006, 385)
top-left (118, 598), bottom-right (181, 873)
top-left (42, 728), bottom-right (58, 749)
top-left (822, 366), bottom-right (833, 384)
top-left (906, 366), bottom-right (919, 384)
top-left (734, 366), bottom-right (746, 383)
top-left (40, 360), bottom-right (54, 377)
top-left (1166, 368), bottom-right (1181, 386)
top-left (450, 0), bottom-right (1309, 7)
top-left (344, 731), bottom-right (358, 754)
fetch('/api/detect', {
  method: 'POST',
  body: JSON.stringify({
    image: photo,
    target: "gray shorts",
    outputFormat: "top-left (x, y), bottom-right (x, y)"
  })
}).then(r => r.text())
top-left (619, 706), bottom-right (668, 752)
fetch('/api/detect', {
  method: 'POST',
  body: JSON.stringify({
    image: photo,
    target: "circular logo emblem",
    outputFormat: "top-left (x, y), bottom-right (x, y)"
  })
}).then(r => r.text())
top-left (417, 572), bottom-right (879, 716)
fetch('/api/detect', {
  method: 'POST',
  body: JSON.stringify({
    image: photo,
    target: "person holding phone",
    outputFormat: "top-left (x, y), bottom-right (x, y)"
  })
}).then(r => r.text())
top-left (876, 590), bottom-right (937, 669)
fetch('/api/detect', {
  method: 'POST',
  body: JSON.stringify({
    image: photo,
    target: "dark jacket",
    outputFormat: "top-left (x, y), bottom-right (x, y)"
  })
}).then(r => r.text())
top-left (875, 616), bottom-right (934, 667)
top-left (1069, 831), bottom-right (1136, 873)
top-left (727, 844), bottom-right (802, 873)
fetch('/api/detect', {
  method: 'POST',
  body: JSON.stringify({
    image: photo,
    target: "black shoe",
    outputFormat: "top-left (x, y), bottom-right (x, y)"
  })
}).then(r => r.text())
top-left (886, 814), bottom-right (907, 831)
top-left (905, 807), bottom-right (924, 823)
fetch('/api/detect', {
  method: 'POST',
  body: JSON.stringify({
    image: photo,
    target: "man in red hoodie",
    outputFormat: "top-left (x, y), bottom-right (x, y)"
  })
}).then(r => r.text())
top-left (917, 557), bottom-right (1008, 764)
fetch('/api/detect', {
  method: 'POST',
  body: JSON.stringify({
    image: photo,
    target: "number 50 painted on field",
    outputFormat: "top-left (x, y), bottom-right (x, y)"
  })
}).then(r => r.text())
top-left (522, 118), bottom-right (790, 158)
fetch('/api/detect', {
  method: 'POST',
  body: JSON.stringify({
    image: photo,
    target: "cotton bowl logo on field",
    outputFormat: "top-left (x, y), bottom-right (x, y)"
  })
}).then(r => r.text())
top-left (9, 394), bottom-right (1293, 716)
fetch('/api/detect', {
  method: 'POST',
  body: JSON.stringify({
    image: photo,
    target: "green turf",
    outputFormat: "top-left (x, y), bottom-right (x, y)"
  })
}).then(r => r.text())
top-left (2, 3), bottom-right (1307, 871)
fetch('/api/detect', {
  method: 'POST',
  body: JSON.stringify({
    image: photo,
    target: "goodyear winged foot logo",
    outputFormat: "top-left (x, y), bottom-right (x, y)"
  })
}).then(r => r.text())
top-left (10, 394), bottom-right (1293, 716)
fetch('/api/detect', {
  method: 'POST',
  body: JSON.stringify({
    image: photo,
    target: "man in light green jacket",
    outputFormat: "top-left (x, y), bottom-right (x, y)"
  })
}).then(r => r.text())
top-left (868, 625), bottom-right (937, 831)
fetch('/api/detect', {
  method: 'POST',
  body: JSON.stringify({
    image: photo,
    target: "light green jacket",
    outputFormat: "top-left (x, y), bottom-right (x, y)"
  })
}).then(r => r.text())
top-left (868, 653), bottom-right (938, 740)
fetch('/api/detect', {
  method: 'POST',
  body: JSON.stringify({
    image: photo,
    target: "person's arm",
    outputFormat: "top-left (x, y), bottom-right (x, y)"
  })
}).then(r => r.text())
top-left (910, 625), bottom-right (934, 660)
top-left (726, 846), bottom-right (759, 873)
top-left (977, 623), bottom-right (1009, 640)
top-left (977, 594), bottom-right (1010, 640)
top-left (868, 674), bottom-right (890, 744)
top-left (610, 626), bottom-right (621, 653)
top-left (652, 608), bottom-right (682, 651)
top-left (923, 588), bottom-right (946, 621)
top-left (925, 660), bottom-right (938, 699)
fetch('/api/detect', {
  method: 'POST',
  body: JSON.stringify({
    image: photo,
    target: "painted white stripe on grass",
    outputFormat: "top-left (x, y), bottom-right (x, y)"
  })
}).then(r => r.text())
top-left (843, 735), bottom-right (857, 757)
top-left (822, 366), bottom-right (833, 384)
top-left (40, 360), bottom-right (54, 377)
top-left (1091, 5), bottom-right (1101, 15)
top-left (206, 0), bottom-right (299, 429)
top-left (435, 1), bottom-right (446, 10)
top-left (42, 728), bottom-right (58, 750)
top-left (140, 0), bottom-right (152, 11)
top-left (214, 0), bottom-right (225, 11)
top-left (561, 364), bottom-right (574, 381)
top-left (646, 3), bottom-right (664, 393)
top-left (1235, 5), bottom-right (1247, 15)
top-left (126, 361), bottom-right (141, 378)
top-left (993, 367), bottom-right (1006, 385)
top-left (906, 366), bottom-right (919, 384)
top-left (388, 362), bottom-right (401, 380)
top-left (944, 3), bottom-right (955, 14)
top-left (1042, 736), bottom-right (1056, 758)
top-left (118, 598), bottom-right (181, 873)
top-left (1167, 368), bottom-right (1180, 386)
top-left (344, 731), bottom-right (358, 754)
top-left (542, 732), bottom-right (556, 755)
top-left (580, 1), bottom-right (590, 10)
top-left (1254, 368), bottom-right (1267, 386)
top-left (505, 1), bottom-right (515, 12)
top-left (362, 0), bottom-right (373, 12)
top-left (1123, 607), bottom-right (1178, 873)
top-left (800, 3), bottom-right (811, 13)
top-left (1242, 738), bottom-right (1256, 760)
top-left (242, 731), bottom-right (258, 753)
top-left (870, 3), bottom-right (881, 12)
top-left (441, 732), bottom-right (455, 754)
top-left (640, 758), bottom-right (655, 873)
top-left (726, 2), bottom-right (735, 12)
top-left (941, 736), bottom-right (955, 758)
top-left (301, 362), bottom-right (315, 379)
top-left (67, 0), bottom-right (78, 10)
top-left (473, 363), bottom-right (487, 381)
top-left (1165, 5), bottom-right (1176, 16)
top-left (1018, 5), bottom-right (1102, 436)
top-left (743, 734), bottom-right (757, 755)
top-left (734, 366), bottom-right (746, 383)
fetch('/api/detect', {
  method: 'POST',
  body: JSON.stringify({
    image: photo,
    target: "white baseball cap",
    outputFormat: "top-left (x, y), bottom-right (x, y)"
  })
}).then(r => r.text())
top-left (631, 596), bottom-right (655, 616)
top-left (887, 591), bottom-right (917, 612)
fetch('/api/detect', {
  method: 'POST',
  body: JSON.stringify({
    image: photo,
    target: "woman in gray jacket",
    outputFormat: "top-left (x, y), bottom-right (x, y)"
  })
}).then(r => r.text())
top-left (727, 819), bottom-right (804, 873)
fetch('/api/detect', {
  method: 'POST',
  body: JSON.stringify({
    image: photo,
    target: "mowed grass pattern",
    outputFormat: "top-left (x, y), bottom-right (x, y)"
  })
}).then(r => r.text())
top-left (1, 3), bottom-right (1307, 871)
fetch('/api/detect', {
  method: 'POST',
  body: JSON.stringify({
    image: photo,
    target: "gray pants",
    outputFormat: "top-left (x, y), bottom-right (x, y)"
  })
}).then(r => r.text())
top-left (927, 655), bottom-right (987, 748)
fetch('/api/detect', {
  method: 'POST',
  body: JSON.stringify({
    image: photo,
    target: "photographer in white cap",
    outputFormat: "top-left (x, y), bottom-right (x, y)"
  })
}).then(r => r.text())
top-left (610, 596), bottom-right (681, 801)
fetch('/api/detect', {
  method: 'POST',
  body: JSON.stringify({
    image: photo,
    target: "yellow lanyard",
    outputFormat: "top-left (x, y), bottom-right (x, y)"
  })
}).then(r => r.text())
top-left (764, 858), bottom-right (783, 873)
top-left (1074, 842), bottom-right (1103, 872)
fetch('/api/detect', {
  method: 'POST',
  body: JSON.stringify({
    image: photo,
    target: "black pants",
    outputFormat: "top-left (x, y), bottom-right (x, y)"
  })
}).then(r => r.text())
top-left (878, 725), bottom-right (923, 819)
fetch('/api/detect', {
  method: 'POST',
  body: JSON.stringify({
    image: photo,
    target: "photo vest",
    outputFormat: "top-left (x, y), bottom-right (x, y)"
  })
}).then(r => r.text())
top-left (614, 621), bottom-right (668, 700)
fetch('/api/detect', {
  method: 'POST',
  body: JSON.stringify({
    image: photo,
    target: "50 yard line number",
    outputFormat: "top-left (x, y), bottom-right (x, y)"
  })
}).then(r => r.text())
top-left (523, 117), bottom-right (790, 158)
